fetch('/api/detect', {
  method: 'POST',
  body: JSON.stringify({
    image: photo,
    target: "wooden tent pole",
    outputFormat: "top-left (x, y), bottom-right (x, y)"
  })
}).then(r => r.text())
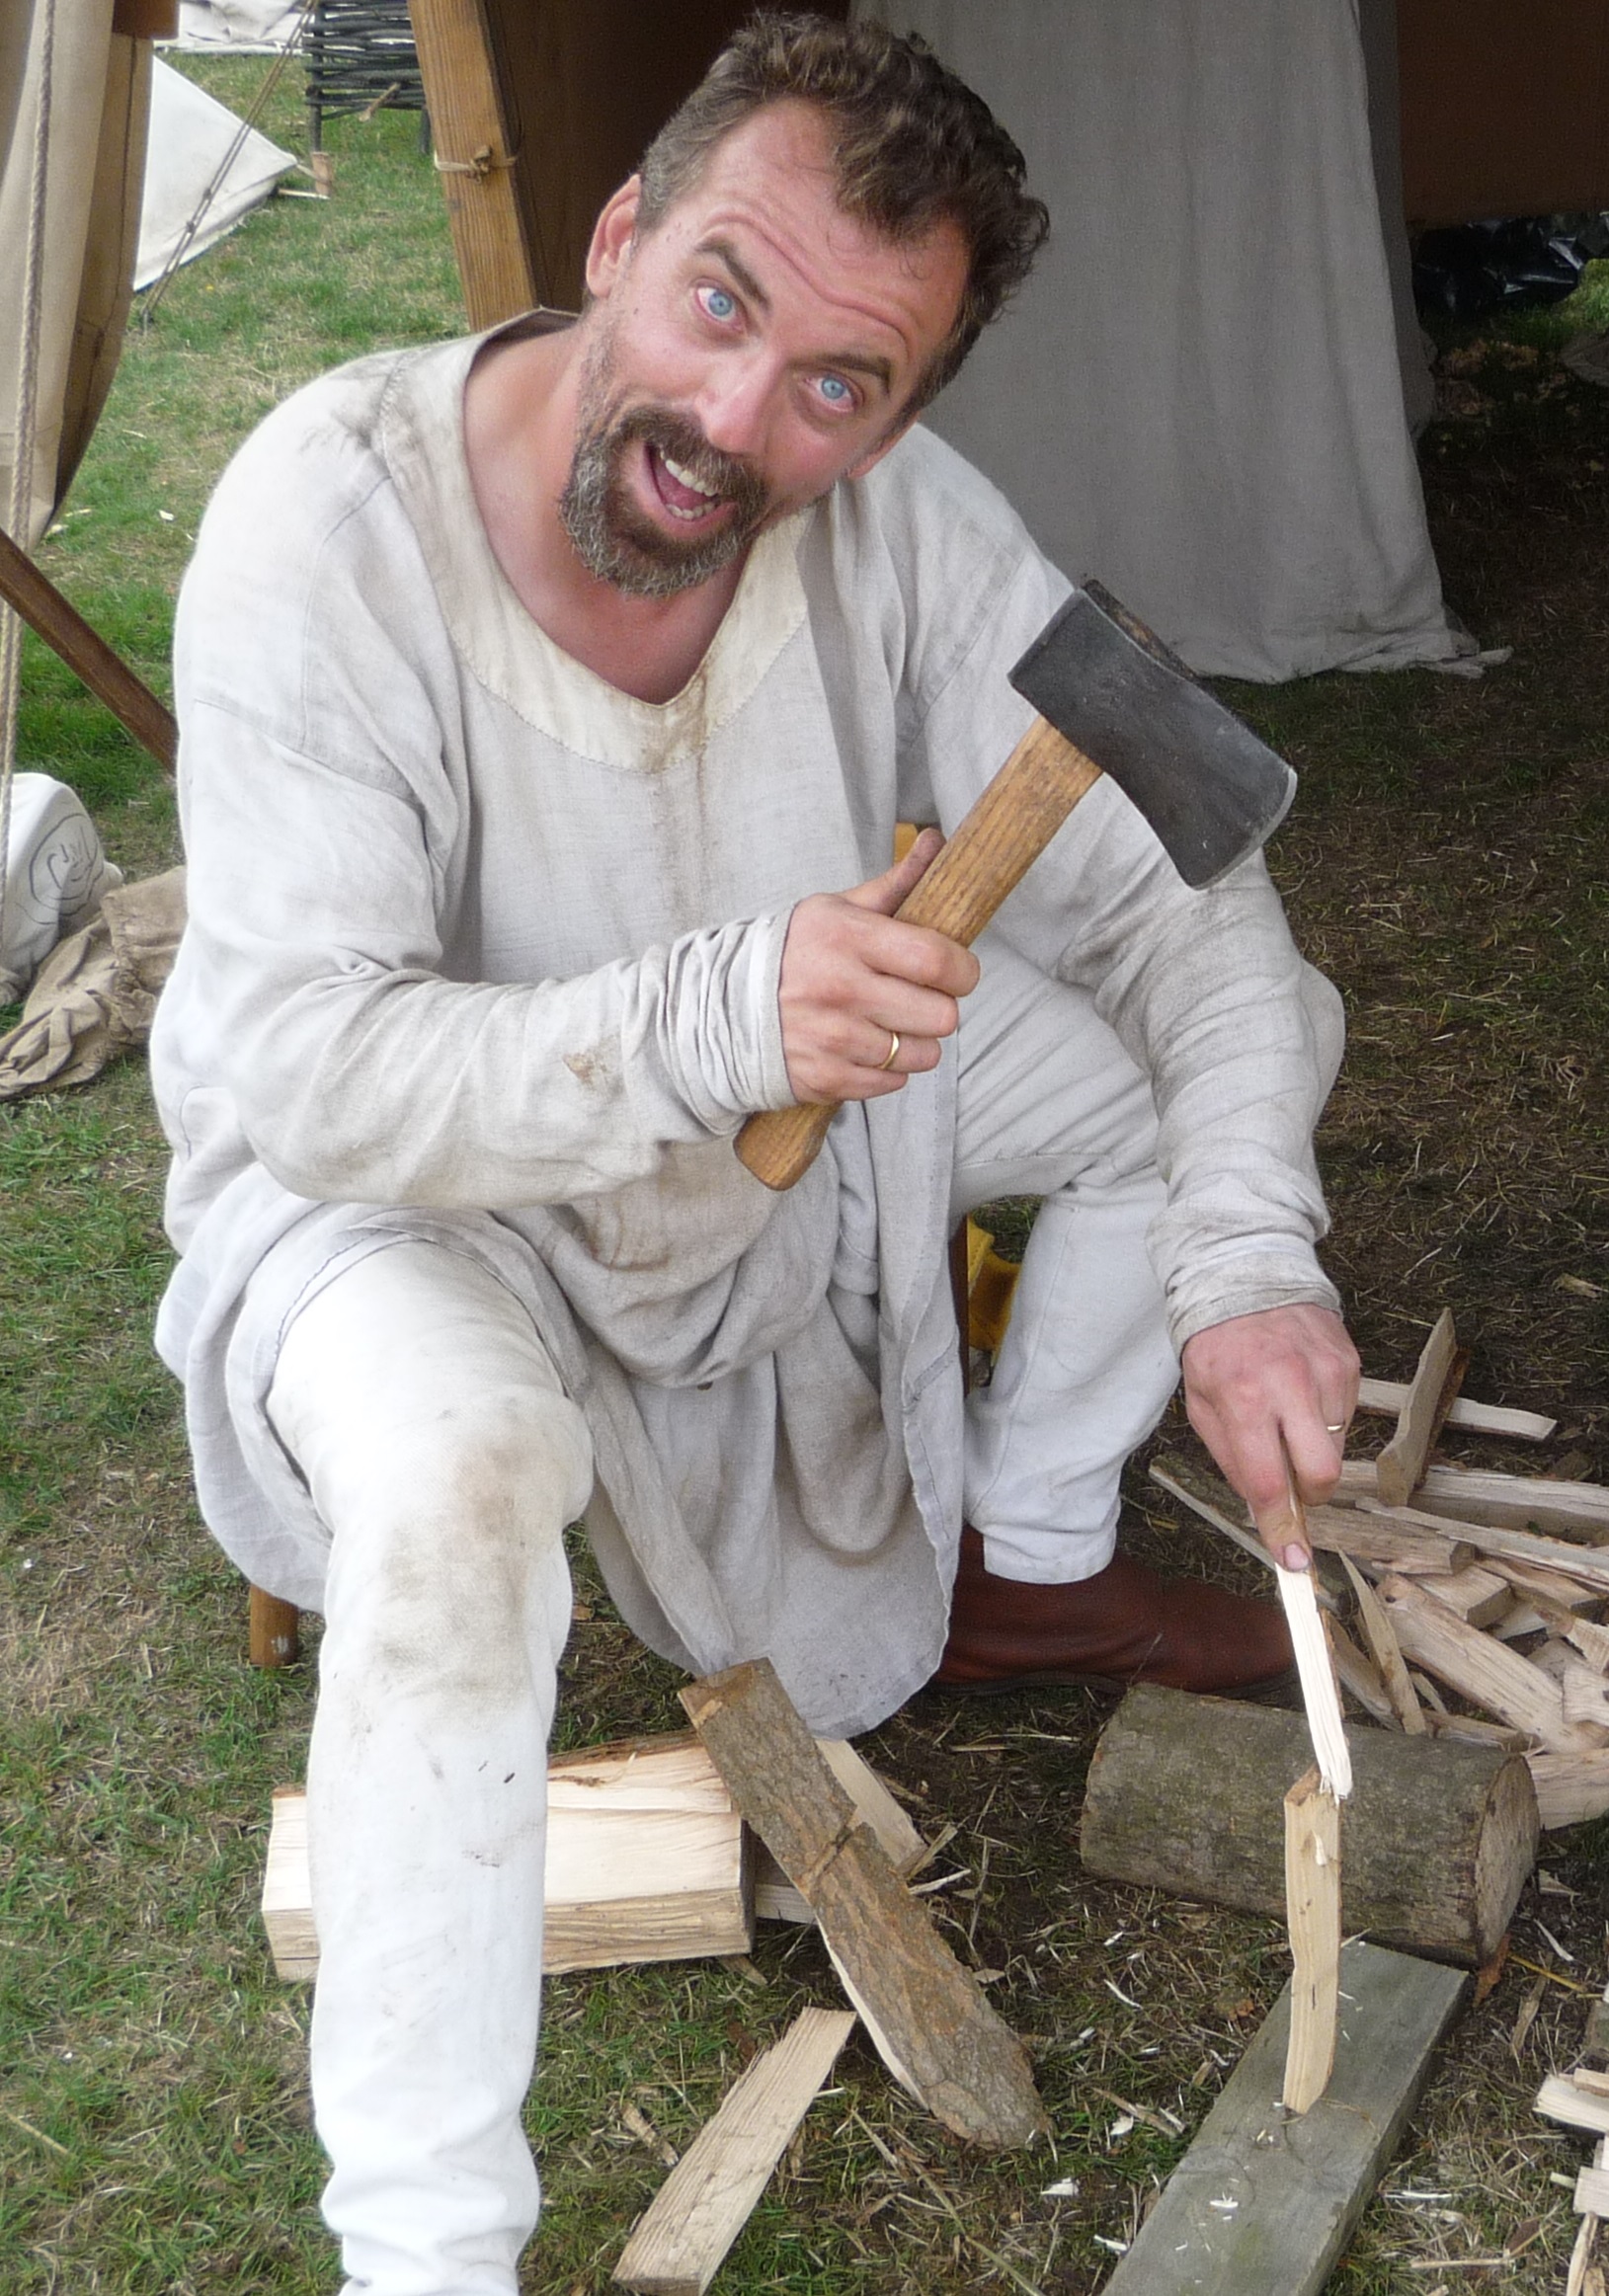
top-left (409, 0), bottom-right (539, 327)
top-left (0, 524), bottom-right (175, 773)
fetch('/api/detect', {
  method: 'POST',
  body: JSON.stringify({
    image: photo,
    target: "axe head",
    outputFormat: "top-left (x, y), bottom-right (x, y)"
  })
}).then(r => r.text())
top-left (1007, 581), bottom-right (1296, 888)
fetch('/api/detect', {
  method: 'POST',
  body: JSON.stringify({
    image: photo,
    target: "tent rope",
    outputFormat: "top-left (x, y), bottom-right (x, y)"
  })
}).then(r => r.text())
top-left (140, 0), bottom-right (317, 327)
top-left (0, 0), bottom-right (57, 974)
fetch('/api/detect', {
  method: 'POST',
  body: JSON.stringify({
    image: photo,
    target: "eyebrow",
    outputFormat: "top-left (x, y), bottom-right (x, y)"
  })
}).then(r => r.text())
top-left (693, 235), bottom-right (897, 396)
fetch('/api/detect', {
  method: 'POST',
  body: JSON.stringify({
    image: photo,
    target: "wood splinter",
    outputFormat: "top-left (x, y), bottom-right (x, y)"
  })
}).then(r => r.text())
top-left (1275, 1470), bottom-right (1350, 2116)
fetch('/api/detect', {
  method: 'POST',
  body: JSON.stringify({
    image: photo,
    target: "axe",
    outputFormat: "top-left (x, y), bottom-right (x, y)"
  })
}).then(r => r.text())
top-left (736, 581), bottom-right (1296, 1192)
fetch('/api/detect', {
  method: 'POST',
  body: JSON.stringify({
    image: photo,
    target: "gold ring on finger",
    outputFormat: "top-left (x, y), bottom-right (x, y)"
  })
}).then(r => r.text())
top-left (878, 1029), bottom-right (901, 1072)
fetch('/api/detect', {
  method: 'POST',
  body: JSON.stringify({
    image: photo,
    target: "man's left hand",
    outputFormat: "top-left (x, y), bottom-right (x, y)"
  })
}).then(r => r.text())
top-left (1179, 1305), bottom-right (1360, 1571)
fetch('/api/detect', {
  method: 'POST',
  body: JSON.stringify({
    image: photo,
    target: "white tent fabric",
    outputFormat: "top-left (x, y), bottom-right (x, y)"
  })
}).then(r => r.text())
top-left (174, 1), bottom-right (304, 49)
top-left (858, 0), bottom-right (1471, 680)
top-left (136, 55), bottom-right (294, 290)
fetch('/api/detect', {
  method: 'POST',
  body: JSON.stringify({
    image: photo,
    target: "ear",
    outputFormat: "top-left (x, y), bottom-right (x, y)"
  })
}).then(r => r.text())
top-left (584, 174), bottom-right (644, 302)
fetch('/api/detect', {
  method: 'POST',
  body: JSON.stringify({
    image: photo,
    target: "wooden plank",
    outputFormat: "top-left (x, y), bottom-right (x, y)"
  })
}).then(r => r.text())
top-left (1338, 1458), bottom-right (1609, 1541)
top-left (1339, 1553), bottom-right (1426, 1733)
top-left (1282, 1767), bottom-right (1341, 2113)
top-left (1356, 1377), bottom-right (1556, 1441)
top-left (0, 523), bottom-right (176, 773)
top-left (262, 1789), bottom-right (318, 1981)
top-left (682, 1661), bottom-right (1046, 2149)
top-left (409, 0), bottom-right (539, 328)
top-left (1098, 1941), bottom-right (1467, 2296)
top-left (1377, 1309), bottom-right (1461, 1506)
top-left (613, 2008), bottom-right (855, 2295)
top-left (1382, 1576), bottom-right (1596, 1752)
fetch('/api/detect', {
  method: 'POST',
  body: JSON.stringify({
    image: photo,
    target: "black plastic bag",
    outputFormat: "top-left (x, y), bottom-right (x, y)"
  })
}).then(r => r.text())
top-left (1412, 217), bottom-right (1587, 321)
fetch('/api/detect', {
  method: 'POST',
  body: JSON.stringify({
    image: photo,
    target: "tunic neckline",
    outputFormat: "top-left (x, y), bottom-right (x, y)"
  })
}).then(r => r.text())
top-left (377, 310), bottom-right (812, 773)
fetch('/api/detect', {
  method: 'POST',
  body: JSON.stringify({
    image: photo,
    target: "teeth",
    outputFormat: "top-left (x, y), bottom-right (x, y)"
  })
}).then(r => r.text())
top-left (660, 449), bottom-right (718, 499)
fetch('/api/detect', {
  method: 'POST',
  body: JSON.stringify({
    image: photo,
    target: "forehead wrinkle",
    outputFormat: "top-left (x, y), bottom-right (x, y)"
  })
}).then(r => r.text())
top-left (684, 189), bottom-right (954, 371)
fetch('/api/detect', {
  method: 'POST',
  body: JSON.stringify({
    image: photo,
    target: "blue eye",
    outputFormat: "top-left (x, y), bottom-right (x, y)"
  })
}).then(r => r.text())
top-left (702, 285), bottom-right (736, 321)
top-left (819, 375), bottom-right (852, 406)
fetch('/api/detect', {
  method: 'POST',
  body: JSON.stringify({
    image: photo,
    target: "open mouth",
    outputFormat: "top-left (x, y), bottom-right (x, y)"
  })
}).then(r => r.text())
top-left (645, 439), bottom-right (731, 523)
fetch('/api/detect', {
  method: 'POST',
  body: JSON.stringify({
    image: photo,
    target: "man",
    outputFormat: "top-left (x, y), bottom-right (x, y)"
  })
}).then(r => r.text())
top-left (152, 15), bottom-right (1358, 2290)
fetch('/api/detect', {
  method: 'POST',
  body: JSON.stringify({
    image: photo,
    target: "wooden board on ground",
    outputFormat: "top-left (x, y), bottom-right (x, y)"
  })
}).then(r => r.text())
top-left (613, 2007), bottom-right (855, 2295)
top-left (1080, 1685), bottom-right (1537, 1966)
top-left (1098, 1940), bottom-right (1468, 2296)
top-left (262, 1732), bottom-right (752, 1982)
top-left (682, 1659), bottom-right (1046, 2149)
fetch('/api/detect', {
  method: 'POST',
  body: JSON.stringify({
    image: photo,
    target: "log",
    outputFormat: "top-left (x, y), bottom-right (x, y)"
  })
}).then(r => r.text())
top-left (1355, 1377), bottom-right (1556, 1442)
top-left (1097, 1941), bottom-right (1467, 2296)
top-left (1380, 1576), bottom-right (1600, 1754)
top-left (1376, 1308), bottom-right (1462, 1506)
top-left (612, 2008), bottom-right (855, 2295)
top-left (682, 1661), bottom-right (1046, 2149)
top-left (1080, 1685), bottom-right (1538, 1966)
top-left (1338, 1459), bottom-right (1609, 1541)
top-left (1282, 1767), bottom-right (1341, 2113)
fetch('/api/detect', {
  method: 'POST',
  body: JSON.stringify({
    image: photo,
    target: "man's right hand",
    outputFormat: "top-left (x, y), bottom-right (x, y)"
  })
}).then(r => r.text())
top-left (777, 830), bottom-right (980, 1103)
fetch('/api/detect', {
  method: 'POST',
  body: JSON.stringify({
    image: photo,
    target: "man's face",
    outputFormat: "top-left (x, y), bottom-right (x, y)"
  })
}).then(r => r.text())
top-left (561, 103), bottom-right (969, 598)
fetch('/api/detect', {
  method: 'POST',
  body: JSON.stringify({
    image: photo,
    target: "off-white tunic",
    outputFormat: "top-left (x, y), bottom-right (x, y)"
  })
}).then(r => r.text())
top-left (152, 320), bottom-right (1339, 1734)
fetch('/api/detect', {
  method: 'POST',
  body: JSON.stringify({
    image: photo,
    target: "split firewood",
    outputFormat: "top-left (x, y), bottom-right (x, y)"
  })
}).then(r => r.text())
top-left (1327, 1617), bottom-right (1398, 1725)
top-left (1419, 1711), bottom-right (1536, 1755)
top-left (1511, 1590), bottom-right (1609, 1670)
top-left (613, 2007), bottom-right (855, 2295)
top-left (1352, 1494), bottom-right (1609, 1597)
top-left (1381, 1577), bottom-right (1600, 1754)
top-left (1528, 1752), bottom-right (1609, 1830)
top-left (1562, 1665), bottom-right (1609, 1736)
top-left (1153, 1461), bottom-right (1467, 1580)
top-left (682, 1659), bottom-right (1046, 2148)
top-left (1339, 1553), bottom-right (1425, 1734)
top-left (1569, 2138), bottom-right (1609, 2296)
top-left (1538, 2073), bottom-right (1609, 2138)
top-left (1355, 1376), bottom-right (1557, 1442)
top-left (1409, 1565), bottom-right (1516, 1628)
top-left (1081, 1686), bottom-right (1536, 1966)
top-left (1282, 1763), bottom-right (1342, 2114)
top-left (1339, 1459), bottom-right (1609, 1543)
top-left (1376, 1309), bottom-right (1464, 1507)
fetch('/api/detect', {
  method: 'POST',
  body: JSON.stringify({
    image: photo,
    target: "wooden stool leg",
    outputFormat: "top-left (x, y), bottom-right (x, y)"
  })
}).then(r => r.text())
top-left (249, 1585), bottom-right (300, 1668)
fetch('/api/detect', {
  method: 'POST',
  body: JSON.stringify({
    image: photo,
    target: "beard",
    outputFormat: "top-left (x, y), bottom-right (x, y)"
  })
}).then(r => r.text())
top-left (558, 329), bottom-right (772, 599)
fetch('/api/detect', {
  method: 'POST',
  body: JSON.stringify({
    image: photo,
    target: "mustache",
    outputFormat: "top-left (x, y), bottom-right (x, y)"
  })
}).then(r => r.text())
top-left (601, 404), bottom-right (769, 521)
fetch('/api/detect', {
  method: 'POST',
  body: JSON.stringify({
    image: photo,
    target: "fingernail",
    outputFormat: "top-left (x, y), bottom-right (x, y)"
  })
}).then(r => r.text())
top-left (1281, 1544), bottom-right (1309, 1572)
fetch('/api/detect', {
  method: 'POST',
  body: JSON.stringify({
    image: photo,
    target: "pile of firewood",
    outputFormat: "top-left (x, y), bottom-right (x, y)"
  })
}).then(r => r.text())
top-left (1156, 1310), bottom-right (1609, 1834)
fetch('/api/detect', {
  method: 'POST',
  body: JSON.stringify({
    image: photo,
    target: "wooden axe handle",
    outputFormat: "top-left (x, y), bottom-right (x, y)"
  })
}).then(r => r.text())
top-left (736, 717), bottom-right (1103, 1191)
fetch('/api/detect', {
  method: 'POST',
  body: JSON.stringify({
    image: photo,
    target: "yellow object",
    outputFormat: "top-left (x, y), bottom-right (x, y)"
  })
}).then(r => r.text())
top-left (965, 1218), bottom-right (1020, 1354)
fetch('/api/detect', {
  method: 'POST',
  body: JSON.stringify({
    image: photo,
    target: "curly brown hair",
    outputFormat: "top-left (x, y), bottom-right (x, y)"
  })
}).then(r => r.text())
top-left (635, 11), bottom-right (1049, 411)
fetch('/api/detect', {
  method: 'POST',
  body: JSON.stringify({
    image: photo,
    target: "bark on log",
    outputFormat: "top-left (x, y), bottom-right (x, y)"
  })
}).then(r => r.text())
top-left (1081, 1685), bottom-right (1538, 1967)
top-left (683, 1660), bottom-right (1046, 2148)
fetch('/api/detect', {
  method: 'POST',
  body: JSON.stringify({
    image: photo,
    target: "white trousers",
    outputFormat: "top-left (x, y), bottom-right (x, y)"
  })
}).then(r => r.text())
top-left (263, 939), bottom-right (1337, 2291)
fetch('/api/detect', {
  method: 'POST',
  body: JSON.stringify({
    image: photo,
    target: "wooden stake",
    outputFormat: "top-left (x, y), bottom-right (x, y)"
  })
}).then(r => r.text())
top-left (1376, 1308), bottom-right (1463, 1506)
top-left (682, 1661), bottom-right (1045, 2149)
top-left (409, 0), bottom-right (538, 327)
top-left (613, 2008), bottom-right (855, 2295)
top-left (248, 1585), bottom-right (299, 1669)
top-left (0, 523), bottom-right (176, 772)
top-left (1338, 1554), bottom-right (1426, 1733)
top-left (1283, 1765), bottom-right (1342, 2114)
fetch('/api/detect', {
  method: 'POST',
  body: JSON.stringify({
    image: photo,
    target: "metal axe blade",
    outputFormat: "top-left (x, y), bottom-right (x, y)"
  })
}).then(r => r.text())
top-left (1008, 581), bottom-right (1296, 888)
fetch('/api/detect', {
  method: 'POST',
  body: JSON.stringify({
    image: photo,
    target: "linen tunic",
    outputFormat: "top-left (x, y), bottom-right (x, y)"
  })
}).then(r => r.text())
top-left (151, 319), bottom-right (1340, 1735)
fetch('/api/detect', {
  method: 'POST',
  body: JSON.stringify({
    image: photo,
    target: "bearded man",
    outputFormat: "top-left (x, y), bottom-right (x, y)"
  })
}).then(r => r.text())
top-left (152, 14), bottom-right (1358, 2290)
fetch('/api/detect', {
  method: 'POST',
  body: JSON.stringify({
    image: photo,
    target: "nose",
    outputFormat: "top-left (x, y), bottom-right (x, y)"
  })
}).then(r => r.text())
top-left (691, 350), bottom-right (776, 461)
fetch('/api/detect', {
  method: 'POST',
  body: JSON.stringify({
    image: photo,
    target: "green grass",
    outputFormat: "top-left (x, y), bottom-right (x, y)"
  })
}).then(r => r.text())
top-left (4, 52), bottom-right (1609, 2291)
